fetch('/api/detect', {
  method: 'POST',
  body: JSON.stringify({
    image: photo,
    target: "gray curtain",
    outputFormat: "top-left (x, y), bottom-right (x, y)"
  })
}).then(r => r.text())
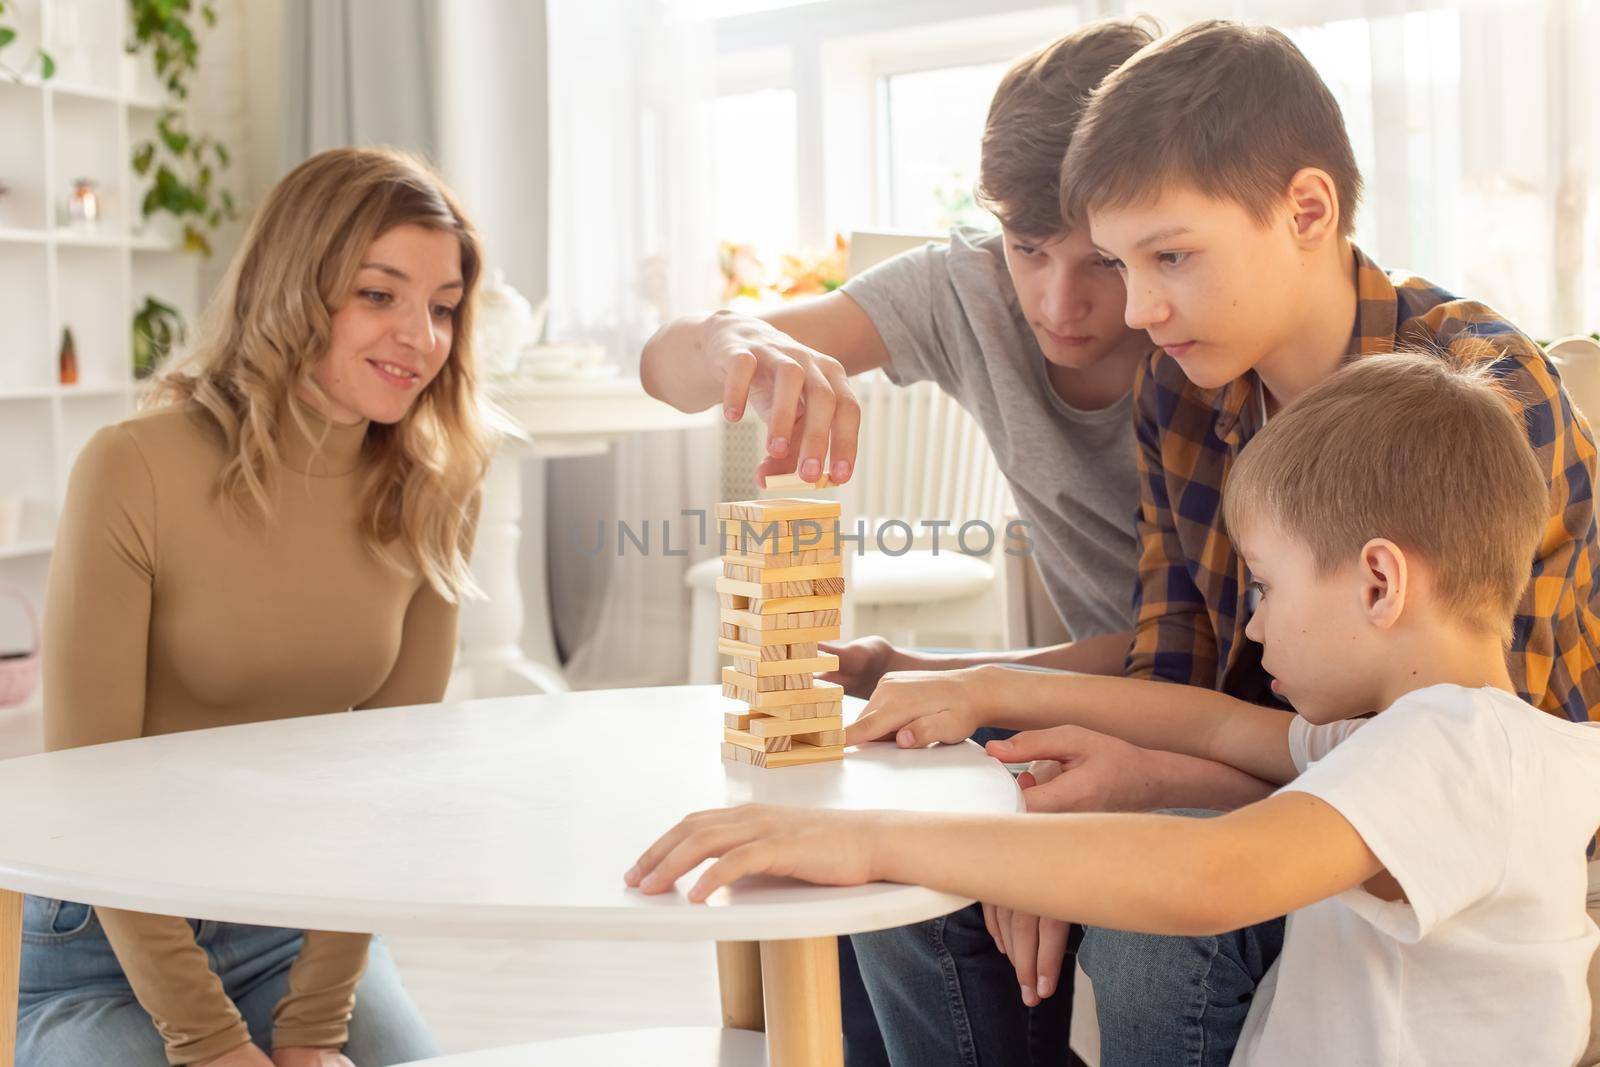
top-left (280, 0), bottom-right (438, 164)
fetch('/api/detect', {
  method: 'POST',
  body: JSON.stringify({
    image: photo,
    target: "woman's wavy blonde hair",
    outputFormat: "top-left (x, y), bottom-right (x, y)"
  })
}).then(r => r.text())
top-left (147, 146), bottom-right (493, 603)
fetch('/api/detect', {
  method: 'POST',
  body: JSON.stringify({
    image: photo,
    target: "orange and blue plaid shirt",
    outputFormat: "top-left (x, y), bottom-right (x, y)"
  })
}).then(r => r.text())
top-left (1127, 246), bottom-right (1600, 721)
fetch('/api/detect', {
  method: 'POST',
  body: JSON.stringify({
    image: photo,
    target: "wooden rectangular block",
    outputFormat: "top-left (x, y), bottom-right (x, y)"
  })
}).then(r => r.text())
top-left (732, 624), bottom-right (841, 646)
top-left (724, 497), bottom-right (842, 522)
top-left (716, 638), bottom-right (805, 662)
top-left (727, 654), bottom-right (840, 678)
top-left (722, 533), bottom-right (808, 554)
top-left (716, 576), bottom-right (818, 600)
top-left (813, 576), bottom-right (846, 595)
top-left (758, 697), bottom-right (844, 721)
top-left (746, 714), bottom-right (844, 739)
top-left (720, 518), bottom-right (836, 546)
top-left (720, 622), bottom-right (739, 639)
top-left (761, 472), bottom-right (836, 491)
top-left (729, 669), bottom-right (789, 693)
top-left (719, 517), bottom-right (794, 541)
top-left (749, 593), bottom-right (842, 615)
top-left (725, 711), bottom-right (752, 730)
top-left (793, 728), bottom-right (846, 747)
top-left (718, 592), bottom-right (751, 611)
top-left (723, 547), bottom-right (839, 569)
top-left (721, 561), bottom-right (844, 584)
top-left (721, 677), bottom-right (844, 709)
top-left (720, 608), bottom-right (788, 630)
top-left (728, 741), bottom-right (845, 768)
top-left (724, 728), bottom-right (794, 753)
top-left (721, 665), bottom-right (840, 693)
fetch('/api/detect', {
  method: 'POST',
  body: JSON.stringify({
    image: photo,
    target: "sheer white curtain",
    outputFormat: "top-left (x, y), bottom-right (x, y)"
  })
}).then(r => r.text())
top-left (545, 0), bottom-right (722, 688)
top-left (1122, 0), bottom-right (1599, 340)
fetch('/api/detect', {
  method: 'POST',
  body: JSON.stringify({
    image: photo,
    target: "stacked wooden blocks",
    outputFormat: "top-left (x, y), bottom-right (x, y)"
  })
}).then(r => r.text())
top-left (717, 496), bottom-right (847, 768)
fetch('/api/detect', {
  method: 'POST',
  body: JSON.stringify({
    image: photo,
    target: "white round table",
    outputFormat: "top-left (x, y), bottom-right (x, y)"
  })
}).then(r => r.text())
top-left (0, 685), bottom-right (1019, 1066)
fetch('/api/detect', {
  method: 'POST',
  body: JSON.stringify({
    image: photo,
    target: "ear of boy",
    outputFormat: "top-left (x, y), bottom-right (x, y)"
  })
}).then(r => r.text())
top-left (1286, 167), bottom-right (1341, 248)
top-left (1361, 539), bottom-right (1408, 628)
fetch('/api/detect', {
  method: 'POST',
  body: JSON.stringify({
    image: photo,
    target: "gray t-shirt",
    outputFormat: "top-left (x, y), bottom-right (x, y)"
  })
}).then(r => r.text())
top-left (841, 226), bottom-right (1140, 640)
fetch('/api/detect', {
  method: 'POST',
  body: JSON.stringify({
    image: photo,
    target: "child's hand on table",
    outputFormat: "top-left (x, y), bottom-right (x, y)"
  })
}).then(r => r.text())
top-left (626, 805), bottom-right (884, 902)
top-left (988, 725), bottom-right (1164, 814)
top-left (843, 666), bottom-right (990, 748)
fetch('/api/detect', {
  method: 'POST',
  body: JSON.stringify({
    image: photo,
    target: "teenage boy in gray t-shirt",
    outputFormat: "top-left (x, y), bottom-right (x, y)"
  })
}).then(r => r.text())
top-left (641, 18), bottom-right (1258, 1067)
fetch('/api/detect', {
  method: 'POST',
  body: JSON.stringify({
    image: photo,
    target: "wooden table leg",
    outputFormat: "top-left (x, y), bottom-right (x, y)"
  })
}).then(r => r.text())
top-left (714, 941), bottom-right (765, 1031)
top-left (0, 890), bottom-right (20, 1067)
top-left (759, 936), bottom-right (842, 1067)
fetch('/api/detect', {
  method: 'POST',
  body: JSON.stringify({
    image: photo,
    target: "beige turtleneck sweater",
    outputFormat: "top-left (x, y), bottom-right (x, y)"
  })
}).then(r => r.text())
top-left (43, 403), bottom-right (467, 1064)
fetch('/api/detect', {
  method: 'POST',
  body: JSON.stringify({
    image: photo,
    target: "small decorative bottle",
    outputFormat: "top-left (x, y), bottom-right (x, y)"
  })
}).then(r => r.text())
top-left (66, 179), bottom-right (99, 229)
top-left (59, 327), bottom-right (78, 386)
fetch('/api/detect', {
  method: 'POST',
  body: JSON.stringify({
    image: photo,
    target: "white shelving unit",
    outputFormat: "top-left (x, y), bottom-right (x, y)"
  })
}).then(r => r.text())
top-left (0, 0), bottom-right (201, 733)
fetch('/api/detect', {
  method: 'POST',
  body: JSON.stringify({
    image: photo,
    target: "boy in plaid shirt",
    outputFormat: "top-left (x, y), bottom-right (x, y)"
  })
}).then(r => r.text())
top-left (846, 19), bottom-right (1600, 1064)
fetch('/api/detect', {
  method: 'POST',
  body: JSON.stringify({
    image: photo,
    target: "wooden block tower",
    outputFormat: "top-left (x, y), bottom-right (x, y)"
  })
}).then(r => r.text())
top-left (716, 493), bottom-right (846, 768)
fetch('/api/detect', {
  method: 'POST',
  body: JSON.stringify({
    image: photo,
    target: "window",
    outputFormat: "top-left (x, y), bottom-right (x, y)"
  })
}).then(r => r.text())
top-left (712, 88), bottom-right (800, 258)
top-left (710, 1), bottom-right (1067, 281)
top-left (882, 61), bottom-right (1007, 233)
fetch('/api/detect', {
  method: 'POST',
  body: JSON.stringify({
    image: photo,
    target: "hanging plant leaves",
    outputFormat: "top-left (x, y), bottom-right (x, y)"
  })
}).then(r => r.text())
top-left (127, 0), bottom-right (239, 257)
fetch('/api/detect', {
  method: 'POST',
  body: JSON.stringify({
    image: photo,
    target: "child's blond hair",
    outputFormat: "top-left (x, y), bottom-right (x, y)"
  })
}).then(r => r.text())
top-left (1222, 352), bottom-right (1548, 641)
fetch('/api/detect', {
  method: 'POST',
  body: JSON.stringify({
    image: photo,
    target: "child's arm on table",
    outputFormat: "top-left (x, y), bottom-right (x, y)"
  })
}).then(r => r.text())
top-left (627, 791), bottom-right (1379, 936)
top-left (848, 665), bottom-right (1298, 787)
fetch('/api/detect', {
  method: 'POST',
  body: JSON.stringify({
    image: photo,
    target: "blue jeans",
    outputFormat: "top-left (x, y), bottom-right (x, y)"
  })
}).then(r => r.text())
top-left (850, 901), bottom-right (1077, 1067)
top-left (17, 896), bottom-right (439, 1066)
top-left (1077, 811), bottom-right (1286, 1067)
top-left (846, 725), bottom-right (1076, 1067)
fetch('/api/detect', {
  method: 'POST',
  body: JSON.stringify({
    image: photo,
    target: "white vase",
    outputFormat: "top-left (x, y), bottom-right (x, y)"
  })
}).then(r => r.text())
top-left (473, 269), bottom-right (540, 377)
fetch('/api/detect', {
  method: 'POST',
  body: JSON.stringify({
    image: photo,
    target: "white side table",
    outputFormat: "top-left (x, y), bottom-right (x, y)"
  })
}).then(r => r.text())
top-left (0, 686), bottom-right (1020, 1067)
top-left (453, 377), bottom-right (715, 698)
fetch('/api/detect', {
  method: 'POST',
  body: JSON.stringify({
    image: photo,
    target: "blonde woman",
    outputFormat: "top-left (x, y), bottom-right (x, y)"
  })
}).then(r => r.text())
top-left (20, 148), bottom-right (494, 1067)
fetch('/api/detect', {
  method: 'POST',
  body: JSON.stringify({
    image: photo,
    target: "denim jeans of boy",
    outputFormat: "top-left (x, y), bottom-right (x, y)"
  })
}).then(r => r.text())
top-left (1073, 809), bottom-right (1285, 1067)
top-left (17, 895), bottom-right (439, 1066)
top-left (843, 724), bottom-right (1077, 1067)
top-left (846, 790), bottom-right (1284, 1066)
top-left (1077, 914), bottom-right (1284, 1066)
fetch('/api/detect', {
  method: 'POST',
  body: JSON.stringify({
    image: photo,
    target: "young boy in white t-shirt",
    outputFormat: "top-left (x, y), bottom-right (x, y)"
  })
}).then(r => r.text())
top-left (628, 351), bottom-right (1600, 1065)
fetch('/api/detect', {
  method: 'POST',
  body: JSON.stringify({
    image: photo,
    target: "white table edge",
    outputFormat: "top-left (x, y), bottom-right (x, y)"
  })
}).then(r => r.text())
top-left (0, 856), bottom-right (982, 943)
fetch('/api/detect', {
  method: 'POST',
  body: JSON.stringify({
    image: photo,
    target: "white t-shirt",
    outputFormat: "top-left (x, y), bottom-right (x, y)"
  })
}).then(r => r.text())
top-left (1232, 684), bottom-right (1600, 1066)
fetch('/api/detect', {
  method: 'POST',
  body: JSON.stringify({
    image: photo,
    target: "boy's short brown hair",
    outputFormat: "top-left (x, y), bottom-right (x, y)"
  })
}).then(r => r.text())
top-left (976, 17), bottom-right (1157, 240)
top-left (1222, 352), bottom-right (1549, 641)
top-left (1060, 20), bottom-right (1363, 237)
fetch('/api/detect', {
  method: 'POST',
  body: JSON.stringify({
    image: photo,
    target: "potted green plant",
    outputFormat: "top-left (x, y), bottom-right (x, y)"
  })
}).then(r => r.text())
top-left (0, 0), bottom-right (55, 82)
top-left (127, 0), bottom-right (237, 255)
top-left (132, 296), bottom-right (185, 380)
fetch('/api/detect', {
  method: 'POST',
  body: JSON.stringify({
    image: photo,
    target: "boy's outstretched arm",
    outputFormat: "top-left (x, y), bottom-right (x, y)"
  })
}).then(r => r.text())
top-left (847, 666), bottom-right (1297, 787)
top-left (986, 672), bottom-right (1299, 786)
top-left (627, 792), bottom-right (1381, 937)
